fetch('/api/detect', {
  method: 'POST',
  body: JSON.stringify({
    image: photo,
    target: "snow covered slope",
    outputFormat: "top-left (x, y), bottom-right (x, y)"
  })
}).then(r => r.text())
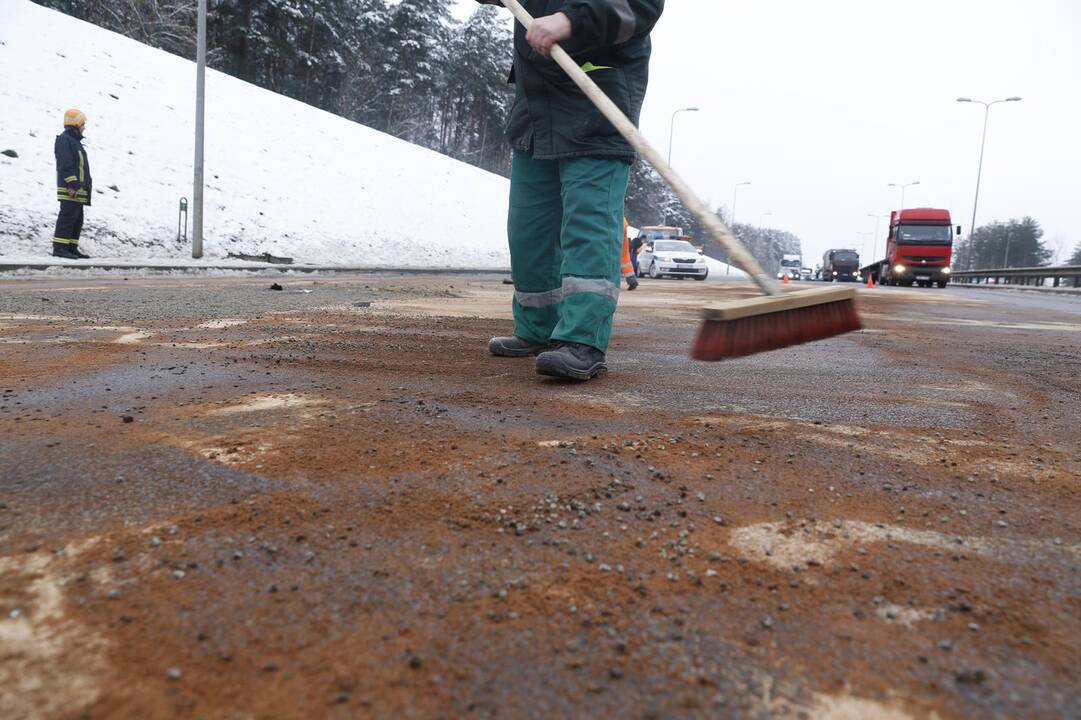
top-left (0, 0), bottom-right (511, 267)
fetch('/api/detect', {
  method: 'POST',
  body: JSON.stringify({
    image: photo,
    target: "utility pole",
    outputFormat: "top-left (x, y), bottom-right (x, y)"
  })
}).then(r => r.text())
top-left (192, 0), bottom-right (207, 258)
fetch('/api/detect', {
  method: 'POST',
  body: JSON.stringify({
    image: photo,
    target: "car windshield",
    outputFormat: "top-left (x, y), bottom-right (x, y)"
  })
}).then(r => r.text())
top-left (653, 241), bottom-right (698, 253)
top-left (897, 225), bottom-right (952, 245)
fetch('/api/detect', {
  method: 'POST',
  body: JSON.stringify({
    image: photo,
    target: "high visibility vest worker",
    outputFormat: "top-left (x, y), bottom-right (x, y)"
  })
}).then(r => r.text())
top-left (621, 218), bottom-right (634, 278)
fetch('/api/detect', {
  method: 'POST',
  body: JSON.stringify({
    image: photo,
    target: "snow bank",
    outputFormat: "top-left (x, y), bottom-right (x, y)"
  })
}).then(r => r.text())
top-left (0, 0), bottom-right (510, 267)
top-left (702, 254), bottom-right (746, 279)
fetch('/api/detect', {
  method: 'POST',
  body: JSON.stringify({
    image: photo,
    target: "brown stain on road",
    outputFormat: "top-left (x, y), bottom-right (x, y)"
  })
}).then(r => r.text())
top-left (1, 275), bottom-right (1079, 719)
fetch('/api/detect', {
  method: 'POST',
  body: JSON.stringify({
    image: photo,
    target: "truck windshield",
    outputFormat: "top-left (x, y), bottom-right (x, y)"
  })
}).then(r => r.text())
top-left (653, 241), bottom-right (698, 253)
top-left (781, 259), bottom-right (800, 268)
top-left (897, 225), bottom-right (952, 245)
top-left (832, 251), bottom-right (858, 263)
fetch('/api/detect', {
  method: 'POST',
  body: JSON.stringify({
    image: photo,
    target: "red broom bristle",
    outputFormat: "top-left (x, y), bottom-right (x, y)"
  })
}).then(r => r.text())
top-left (691, 299), bottom-right (862, 361)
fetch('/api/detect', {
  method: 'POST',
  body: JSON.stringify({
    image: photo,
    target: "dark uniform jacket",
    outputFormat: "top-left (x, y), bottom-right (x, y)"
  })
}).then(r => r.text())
top-left (501, 0), bottom-right (664, 162)
top-left (55, 127), bottom-right (92, 205)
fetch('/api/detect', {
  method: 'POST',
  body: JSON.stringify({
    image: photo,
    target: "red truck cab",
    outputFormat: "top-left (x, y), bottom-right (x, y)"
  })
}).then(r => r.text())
top-left (876, 208), bottom-right (960, 288)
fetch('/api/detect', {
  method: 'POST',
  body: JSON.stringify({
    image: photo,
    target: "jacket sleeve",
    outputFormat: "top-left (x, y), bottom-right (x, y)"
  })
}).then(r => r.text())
top-left (55, 137), bottom-right (79, 187)
top-left (560, 0), bottom-right (664, 55)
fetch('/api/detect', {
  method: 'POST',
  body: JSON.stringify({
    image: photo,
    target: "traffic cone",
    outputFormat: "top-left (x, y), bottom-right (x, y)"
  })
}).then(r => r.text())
top-left (867, 275), bottom-right (874, 288)
top-left (783, 275), bottom-right (790, 285)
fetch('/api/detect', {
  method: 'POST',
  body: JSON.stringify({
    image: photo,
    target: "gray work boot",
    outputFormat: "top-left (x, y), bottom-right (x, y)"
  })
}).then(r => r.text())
top-left (535, 342), bottom-right (607, 381)
top-left (489, 336), bottom-right (549, 358)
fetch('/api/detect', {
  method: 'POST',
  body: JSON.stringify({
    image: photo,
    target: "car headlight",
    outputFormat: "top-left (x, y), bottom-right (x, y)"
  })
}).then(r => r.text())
top-left (894, 264), bottom-right (906, 273)
top-left (942, 267), bottom-right (951, 275)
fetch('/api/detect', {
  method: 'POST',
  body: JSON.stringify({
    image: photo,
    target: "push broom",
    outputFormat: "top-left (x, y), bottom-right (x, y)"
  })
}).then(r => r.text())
top-left (496, 0), bottom-right (862, 359)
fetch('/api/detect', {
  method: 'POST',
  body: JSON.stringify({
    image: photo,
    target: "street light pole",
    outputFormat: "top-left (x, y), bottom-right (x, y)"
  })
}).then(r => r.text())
top-left (866, 213), bottom-right (884, 262)
top-left (856, 232), bottom-right (873, 261)
top-left (666, 106), bottom-right (699, 166)
top-left (731, 181), bottom-right (751, 226)
top-left (192, 0), bottom-right (207, 259)
top-left (728, 181), bottom-right (750, 274)
top-left (957, 96), bottom-right (1022, 269)
top-left (887, 180), bottom-right (920, 212)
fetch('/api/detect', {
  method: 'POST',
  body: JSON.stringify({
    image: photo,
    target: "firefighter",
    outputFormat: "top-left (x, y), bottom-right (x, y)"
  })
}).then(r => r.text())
top-left (53, 108), bottom-right (92, 259)
top-left (482, 0), bottom-right (664, 381)
top-left (622, 218), bottom-right (638, 290)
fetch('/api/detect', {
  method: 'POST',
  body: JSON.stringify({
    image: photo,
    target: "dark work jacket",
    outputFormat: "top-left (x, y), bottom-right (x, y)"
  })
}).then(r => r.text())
top-left (505, 0), bottom-right (664, 162)
top-left (55, 127), bottom-right (92, 205)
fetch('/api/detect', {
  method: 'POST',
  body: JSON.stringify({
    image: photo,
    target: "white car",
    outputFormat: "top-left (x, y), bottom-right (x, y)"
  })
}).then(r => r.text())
top-left (636, 240), bottom-right (708, 280)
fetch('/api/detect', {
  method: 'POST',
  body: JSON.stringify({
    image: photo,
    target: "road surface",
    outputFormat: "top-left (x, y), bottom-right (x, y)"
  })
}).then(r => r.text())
top-left (1, 275), bottom-right (1078, 719)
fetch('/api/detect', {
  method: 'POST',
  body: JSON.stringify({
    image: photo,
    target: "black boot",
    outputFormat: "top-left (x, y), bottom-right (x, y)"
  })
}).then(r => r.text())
top-left (625, 274), bottom-right (639, 290)
top-left (489, 336), bottom-right (549, 357)
top-left (70, 245), bottom-right (90, 259)
top-left (535, 342), bottom-right (607, 381)
top-left (52, 242), bottom-right (77, 258)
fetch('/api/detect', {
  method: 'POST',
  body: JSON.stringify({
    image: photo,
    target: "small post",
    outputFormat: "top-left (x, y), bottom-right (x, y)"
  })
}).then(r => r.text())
top-left (192, 0), bottom-right (207, 258)
top-left (177, 197), bottom-right (189, 242)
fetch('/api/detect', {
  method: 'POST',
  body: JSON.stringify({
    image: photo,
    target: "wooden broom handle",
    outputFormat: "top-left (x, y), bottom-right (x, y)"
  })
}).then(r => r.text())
top-left (497, 0), bottom-right (780, 296)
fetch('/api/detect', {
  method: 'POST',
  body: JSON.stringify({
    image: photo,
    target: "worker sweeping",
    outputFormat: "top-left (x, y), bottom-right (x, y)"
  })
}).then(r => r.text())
top-left (622, 218), bottom-right (638, 290)
top-left (53, 109), bottom-right (92, 259)
top-left (484, 0), bottom-right (664, 381)
top-left (490, 0), bottom-right (860, 363)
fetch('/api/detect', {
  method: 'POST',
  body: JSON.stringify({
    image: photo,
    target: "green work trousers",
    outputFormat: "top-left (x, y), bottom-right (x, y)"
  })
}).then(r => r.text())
top-left (508, 151), bottom-right (629, 353)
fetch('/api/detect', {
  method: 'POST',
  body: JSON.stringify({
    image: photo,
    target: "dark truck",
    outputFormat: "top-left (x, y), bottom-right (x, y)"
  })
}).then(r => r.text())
top-left (821, 248), bottom-right (860, 282)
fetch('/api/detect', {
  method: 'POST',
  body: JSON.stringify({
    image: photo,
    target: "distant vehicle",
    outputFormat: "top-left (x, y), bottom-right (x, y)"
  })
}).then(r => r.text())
top-left (777, 253), bottom-right (801, 280)
top-left (636, 226), bottom-right (683, 245)
top-left (863, 208), bottom-right (960, 288)
top-left (636, 238), bottom-right (708, 280)
top-left (800, 267), bottom-right (814, 281)
top-left (821, 248), bottom-right (860, 282)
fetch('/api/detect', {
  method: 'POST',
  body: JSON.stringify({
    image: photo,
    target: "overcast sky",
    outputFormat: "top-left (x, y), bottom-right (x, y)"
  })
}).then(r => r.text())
top-left (453, 0), bottom-right (1080, 265)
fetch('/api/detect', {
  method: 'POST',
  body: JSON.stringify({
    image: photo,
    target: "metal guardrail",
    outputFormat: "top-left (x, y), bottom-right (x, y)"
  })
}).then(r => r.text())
top-left (951, 265), bottom-right (1081, 288)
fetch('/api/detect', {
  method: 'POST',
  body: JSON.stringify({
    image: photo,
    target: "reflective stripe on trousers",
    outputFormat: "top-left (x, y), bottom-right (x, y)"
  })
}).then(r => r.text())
top-left (562, 277), bottom-right (619, 303)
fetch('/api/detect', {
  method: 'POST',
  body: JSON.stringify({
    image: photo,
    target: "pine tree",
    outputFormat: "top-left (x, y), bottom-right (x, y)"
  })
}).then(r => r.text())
top-left (439, 5), bottom-right (514, 173)
top-left (959, 217), bottom-right (1051, 269)
top-left (371, 0), bottom-right (454, 144)
top-left (1068, 242), bottom-right (1081, 266)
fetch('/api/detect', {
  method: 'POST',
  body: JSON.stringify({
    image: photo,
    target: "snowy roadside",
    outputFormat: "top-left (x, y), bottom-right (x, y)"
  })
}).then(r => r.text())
top-left (0, 0), bottom-right (510, 269)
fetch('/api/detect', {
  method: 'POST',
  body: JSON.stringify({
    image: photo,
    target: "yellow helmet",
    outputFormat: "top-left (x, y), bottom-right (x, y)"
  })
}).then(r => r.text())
top-left (63, 108), bottom-right (87, 128)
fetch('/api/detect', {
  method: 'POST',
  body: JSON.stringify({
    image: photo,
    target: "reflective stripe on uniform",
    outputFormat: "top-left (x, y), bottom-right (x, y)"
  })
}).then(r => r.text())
top-left (53, 237), bottom-right (77, 244)
top-left (64, 175), bottom-right (78, 183)
top-left (563, 277), bottom-right (619, 303)
top-left (611, 0), bottom-right (637, 44)
top-left (514, 288), bottom-right (563, 308)
top-left (78, 150), bottom-right (85, 182)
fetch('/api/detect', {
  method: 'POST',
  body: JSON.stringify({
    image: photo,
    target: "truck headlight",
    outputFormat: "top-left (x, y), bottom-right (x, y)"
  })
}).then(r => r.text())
top-left (942, 267), bottom-right (951, 275)
top-left (894, 264), bottom-right (906, 273)
top-left (832, 271), bottom-right (838, 276)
